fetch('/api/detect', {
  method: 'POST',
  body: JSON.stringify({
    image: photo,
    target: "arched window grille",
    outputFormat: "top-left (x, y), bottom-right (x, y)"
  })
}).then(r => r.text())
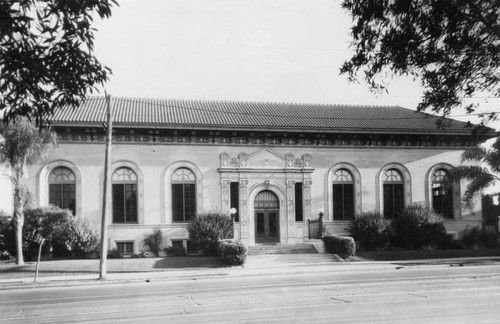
top-left (383, 169), bottom-right (404, 218)
top-left (254, 190), bottom-right (279, 209)
top-left (332, 169), bottom-right (354, 220)
top-left (432, 169), bottom-right (454, 219)
top-left (172, 168), bottom-right (196, 222)
top-left (112, 167), bottom-right (138, 223)
top-left (49, 167), bottom-right (76, 215)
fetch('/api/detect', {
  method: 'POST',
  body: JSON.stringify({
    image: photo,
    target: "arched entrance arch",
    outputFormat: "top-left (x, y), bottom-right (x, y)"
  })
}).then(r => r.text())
top-left (254, 190), bottom-right (280, 243)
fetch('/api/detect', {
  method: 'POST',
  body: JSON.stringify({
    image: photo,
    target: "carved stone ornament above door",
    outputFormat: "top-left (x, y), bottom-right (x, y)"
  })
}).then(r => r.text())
top-left (220, 149), bottom-right (313, 170)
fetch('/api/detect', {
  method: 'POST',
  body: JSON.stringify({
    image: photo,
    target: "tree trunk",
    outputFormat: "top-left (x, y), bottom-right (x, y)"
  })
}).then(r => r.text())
top-left (13, 186), bottom-right (24, 265)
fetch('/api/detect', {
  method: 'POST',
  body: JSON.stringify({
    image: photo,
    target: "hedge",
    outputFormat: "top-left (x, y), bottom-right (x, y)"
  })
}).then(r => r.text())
top-left (323, 235), bottom-right (356, 259)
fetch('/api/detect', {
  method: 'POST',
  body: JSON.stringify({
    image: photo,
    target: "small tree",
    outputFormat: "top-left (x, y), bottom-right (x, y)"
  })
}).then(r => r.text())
top-left (22, 206), bottom-right (72, 260)
top-left (0, 117), bottom-right (57, 264)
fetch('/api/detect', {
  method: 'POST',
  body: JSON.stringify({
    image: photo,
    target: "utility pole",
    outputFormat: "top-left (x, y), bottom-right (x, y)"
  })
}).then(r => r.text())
top-left (99, 94), bottom-right (113, 280)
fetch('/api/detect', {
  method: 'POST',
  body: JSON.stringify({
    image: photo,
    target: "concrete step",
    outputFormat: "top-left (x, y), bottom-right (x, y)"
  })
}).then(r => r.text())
top-left (248, 244), bottom-right (318, 255)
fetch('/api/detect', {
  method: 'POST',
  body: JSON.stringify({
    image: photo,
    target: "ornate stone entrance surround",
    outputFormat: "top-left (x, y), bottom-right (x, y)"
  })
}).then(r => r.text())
top-left (219, 149), bottom-right (314, 245)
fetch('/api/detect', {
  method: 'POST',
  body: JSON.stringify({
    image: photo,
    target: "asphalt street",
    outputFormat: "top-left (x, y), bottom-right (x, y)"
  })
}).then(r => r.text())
top-left (1, 260), bottom-right (500, 323)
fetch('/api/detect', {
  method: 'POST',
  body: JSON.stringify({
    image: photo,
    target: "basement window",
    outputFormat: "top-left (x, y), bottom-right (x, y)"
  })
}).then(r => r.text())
top-left (116, 241), bottom-right (134, 255)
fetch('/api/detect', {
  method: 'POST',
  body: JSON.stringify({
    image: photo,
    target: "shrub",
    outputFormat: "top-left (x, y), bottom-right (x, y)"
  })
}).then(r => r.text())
top-left (143, 229), bottom-right (162, 257)
top-left (218, 239), bottom-right (247, 265)
top-left (462, 227), bottom-right (499, 249)
top-left (1, 207), bottom-right (100, 260)
top-left (56, 217), bottom-right (100, 258)
top-left (23, 206), bottom-right (73, 260)
top-left (478, 231), bottom-right (499, 248)
top-left (390, 204), bottom-right (447, 250)
top-left (348, 211), bottom-right (391, 250)
top-left (0, 250), bottom-right (10, 260)
top-left (187, 212), bottom-right (233, 256)
top-left (131, 252), bottom-right (148, 258)
top-left (164, 246), bottom-right (187, 256)
top-left (0, 215), bottom-right (13, 254)
top-left (107, 249), bottom-right (123, 258)
top-left (323, 235), bottom-right (356, 259)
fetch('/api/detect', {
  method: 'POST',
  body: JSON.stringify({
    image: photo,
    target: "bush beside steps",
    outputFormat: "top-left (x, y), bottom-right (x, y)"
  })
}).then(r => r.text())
top-left (323, 235), bottom-right (356, 259)
top-left (218, 239), bottom-right (247, 266)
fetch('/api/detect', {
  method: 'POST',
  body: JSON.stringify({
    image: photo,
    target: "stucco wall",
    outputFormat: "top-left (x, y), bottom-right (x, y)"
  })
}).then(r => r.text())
top-left (23, 142), bottom-right (482, 252)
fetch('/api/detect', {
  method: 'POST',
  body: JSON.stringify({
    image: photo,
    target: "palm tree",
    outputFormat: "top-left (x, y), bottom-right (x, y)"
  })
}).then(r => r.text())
top-left (0, 117), bottom-right (57, 265)
top-left (445, 137), bottom-right (500, 207)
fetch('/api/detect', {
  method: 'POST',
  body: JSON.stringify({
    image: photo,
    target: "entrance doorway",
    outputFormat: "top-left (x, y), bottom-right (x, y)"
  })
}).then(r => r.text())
top-left (254, 190), bottom-right (280, 243)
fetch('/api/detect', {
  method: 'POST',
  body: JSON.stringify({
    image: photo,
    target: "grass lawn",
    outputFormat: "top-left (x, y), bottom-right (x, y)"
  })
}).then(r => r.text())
top-left (0, 256), bottom-right (226, 280)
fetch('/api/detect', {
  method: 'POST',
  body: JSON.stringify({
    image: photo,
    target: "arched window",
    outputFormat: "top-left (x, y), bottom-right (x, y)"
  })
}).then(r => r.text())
top-left (383, 169), bottom-right (404, 218)
top-left (112, 167), bottom-right (138, 223)
top-left (432, 169), bottom-right (454, 219)
top-left (332, 169), bottom-right (354, 220)
top-left (172, 168), bottom-right (196, 222)
top-left (49, 167), bottom-right (76, 215)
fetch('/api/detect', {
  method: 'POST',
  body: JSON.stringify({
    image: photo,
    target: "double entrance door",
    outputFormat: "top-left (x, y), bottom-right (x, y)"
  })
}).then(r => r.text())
top-left (255, 210), bottom-right (279, 243)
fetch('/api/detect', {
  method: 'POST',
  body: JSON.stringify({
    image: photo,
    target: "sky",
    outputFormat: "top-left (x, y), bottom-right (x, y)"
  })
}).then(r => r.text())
top-left (91, 0), bottom-right (499, 130)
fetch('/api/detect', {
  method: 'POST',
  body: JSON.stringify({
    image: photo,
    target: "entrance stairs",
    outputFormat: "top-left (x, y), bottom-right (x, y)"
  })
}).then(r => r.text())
top-left (247, 244), bottom-right (318, 255)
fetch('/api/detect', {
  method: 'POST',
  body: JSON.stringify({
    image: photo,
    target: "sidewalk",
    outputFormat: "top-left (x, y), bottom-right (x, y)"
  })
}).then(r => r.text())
top-left (1, 253), bottom-right (500, 290)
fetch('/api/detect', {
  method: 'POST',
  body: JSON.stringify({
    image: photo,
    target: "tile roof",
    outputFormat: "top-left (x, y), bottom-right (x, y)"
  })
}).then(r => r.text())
top-left (47, 97), bottom-right (490, 135)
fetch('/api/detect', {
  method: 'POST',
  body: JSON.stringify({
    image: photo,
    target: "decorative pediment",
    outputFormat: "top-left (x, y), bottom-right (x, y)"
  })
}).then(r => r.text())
top-left (247, 150), bottom-right (284, 168)
top-left (220, 150), bottom-right (312, 170)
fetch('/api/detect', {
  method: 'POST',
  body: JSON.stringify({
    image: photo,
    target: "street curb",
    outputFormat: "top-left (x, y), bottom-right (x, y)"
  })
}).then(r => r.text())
top-left (1, 256), bottom-right (499, 291)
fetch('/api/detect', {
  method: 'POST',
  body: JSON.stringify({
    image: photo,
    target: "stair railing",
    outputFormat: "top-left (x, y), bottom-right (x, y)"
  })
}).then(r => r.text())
top-left (308, 212), bottom-right (324, 239)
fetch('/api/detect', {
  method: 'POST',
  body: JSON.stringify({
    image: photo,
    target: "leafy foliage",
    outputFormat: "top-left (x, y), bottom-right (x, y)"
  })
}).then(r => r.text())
top-left (218, 239), bottom-right (247, 266)
top-left (0, 216), bottom-right (13, 254)
top-left (0, 0), bottom-right (117, 122)
top-left (1, 206), bottom-right (99, 260)
top-left (21, 206), bottom-right (73, 260)
top-left (56, 217), bottom-right (99, 258)
top-left (142, 229), bottom-right (163, 257)
top-left (187, 212), bottom-right (233, 256)
top-left (0, 117), bottom-right (57, 173)
top-left (164, 246), bottom-right (187, 257)
top-left (130, 252), bottom-right (148, 258)
top-left (444, 137), bottom-right (500, 206)
top-left (0, 251), bottom-right (10, 260)
top-left (348, 211), bottom-right (391, 250)
top-left (0, 116), bottom-right (57, 264)
top-left (107, 248), bottom-right (123, 259)
top-left (323, 235), bottom-right (356, 259)
top-left (482, 195), bottom-right (500, 228)
top-left (462, 227), bottom-right (498, 249)
top-left (341, 0), bottom-right (499, 118)
top-left (390, 204), bottom-right (447, 250)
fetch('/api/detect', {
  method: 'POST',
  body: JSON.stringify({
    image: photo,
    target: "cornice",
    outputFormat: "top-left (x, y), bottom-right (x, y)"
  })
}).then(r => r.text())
top-left (53, 126), bottom-right (488, 148)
